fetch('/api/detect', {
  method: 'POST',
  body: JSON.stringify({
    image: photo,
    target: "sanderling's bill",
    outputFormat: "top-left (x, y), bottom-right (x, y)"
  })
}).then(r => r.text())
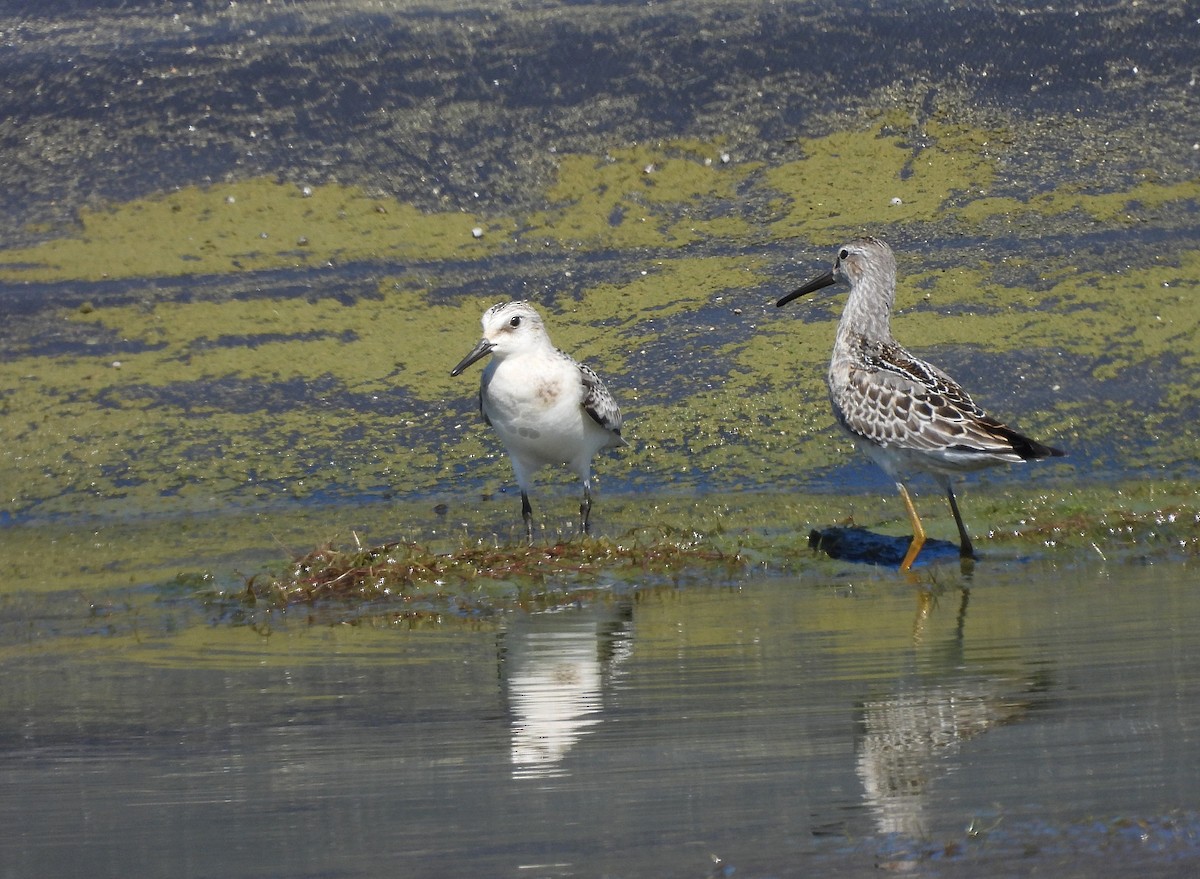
top-left (776, 237), bottom-right (1064, 570)
top-left (451, 300), bottom-right (627, 542)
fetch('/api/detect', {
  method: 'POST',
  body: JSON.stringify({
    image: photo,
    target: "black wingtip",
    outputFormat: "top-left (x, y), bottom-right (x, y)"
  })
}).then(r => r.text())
top-left (998, 425), bottom-right (1065, 461)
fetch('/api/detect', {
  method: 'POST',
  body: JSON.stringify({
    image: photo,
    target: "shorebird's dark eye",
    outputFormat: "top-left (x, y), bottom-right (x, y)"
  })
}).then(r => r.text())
top-left (839, 249), bottom-right (849, 260)
top-left (509, 316), bottom-right (521, 328)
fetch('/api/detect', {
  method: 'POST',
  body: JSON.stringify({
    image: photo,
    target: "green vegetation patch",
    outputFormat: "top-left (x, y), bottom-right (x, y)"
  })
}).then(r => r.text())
top-left (960, 175), bottom-right (1200, 228)
top-left (524, 140), bottom-right (758, 249)
top-left (767, 118), bottom-right (1001, 238)
top-left (0, 139), bottom-right (762, 285)
top-left (0, 178), bottom-right (509, 283)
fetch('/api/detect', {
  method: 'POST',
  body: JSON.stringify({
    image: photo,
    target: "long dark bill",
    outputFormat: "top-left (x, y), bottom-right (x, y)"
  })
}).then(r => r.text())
top-left (449, 339), bottom-right (495, 376)
top-left (775, 269), bottom-right (837, 307)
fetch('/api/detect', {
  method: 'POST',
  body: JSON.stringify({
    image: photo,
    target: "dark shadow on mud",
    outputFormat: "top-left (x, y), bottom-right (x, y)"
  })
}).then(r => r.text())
top-left (809, 525), bottom-right (962, 569)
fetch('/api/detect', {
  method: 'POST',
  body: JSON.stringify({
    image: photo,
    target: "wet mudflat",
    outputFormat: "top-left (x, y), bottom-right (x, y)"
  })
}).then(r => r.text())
top-left (2, 0), bottom-right (1199, 876)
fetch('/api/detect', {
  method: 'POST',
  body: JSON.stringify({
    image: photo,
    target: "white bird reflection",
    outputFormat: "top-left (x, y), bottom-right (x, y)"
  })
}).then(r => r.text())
top-left (501, 602), bottom-right (632, 779)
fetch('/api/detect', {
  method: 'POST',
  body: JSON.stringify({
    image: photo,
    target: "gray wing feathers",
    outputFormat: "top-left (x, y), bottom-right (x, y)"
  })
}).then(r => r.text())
top-left (837, 340), bottom-right (1027, 459)
top-left (576, 360), bottom-right (626, 441)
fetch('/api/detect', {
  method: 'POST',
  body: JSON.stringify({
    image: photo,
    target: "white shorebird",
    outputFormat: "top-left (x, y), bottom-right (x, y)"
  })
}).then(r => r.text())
top-left (451, 301), bottom-right (626, 541)
top-left (776, 237), bottom-right (1064, 570)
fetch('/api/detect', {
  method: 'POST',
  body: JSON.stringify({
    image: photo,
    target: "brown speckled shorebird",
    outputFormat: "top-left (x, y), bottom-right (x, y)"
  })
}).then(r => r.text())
top-left (451, 301), bottom-right (626, 542)
top-left (777, 237), bottom-right (1064, 570)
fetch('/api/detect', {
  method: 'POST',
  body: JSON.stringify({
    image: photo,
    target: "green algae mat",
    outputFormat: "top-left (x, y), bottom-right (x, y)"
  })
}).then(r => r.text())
top-left (1, 0), bottom-right (1198, 613)
top-left (3, 122), bottom-right (1196, 520)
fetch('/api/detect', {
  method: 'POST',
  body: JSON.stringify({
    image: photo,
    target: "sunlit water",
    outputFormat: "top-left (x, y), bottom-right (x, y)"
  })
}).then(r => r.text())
top-left (3, 558), bottom-right (1198, 878)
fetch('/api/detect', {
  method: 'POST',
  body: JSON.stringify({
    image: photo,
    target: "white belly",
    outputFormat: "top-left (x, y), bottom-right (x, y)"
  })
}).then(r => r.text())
top-left (482, 358), bottom-right (615, 479)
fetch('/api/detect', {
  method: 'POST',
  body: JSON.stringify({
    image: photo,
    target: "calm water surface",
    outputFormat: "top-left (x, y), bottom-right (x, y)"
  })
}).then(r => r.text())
top-left (3, 557), bottom-right (1198, 878)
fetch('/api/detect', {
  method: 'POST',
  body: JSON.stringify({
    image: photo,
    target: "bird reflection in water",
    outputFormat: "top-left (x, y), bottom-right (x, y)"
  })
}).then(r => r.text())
top-left (856, 587), bottom-right (1050, 840)
top-left (500, 601), bottom-right (633, 779)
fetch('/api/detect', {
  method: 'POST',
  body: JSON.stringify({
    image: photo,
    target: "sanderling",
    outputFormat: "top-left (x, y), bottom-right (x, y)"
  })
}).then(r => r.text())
top-left (451, 300), bottom-right (627, 541)
top-left (776, 237), bottom-right (1064, 570)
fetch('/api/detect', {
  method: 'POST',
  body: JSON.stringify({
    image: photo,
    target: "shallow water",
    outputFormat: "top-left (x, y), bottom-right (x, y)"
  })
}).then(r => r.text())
top-left (4, 556), bottom-right (1198, 878)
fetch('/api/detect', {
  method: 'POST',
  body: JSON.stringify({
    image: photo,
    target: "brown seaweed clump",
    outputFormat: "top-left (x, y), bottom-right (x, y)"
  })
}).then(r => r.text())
top-left (241, 528), bottom-right (746, 614)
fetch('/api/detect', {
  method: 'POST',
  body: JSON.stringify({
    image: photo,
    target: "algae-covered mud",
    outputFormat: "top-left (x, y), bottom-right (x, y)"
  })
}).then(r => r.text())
top-left (1, 3), bottom-right (1199, 608)
top-left (1, 0), bottom-right (1197, 533)
top-left (2, 3), bottom-right (1200, 875)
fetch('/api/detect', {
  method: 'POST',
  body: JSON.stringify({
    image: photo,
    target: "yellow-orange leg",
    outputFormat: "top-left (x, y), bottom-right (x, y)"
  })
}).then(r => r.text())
top-left (896, 482), bottom-right (926, 571)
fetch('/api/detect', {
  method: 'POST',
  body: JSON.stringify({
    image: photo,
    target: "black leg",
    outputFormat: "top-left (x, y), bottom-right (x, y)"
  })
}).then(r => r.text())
top-left (521, 491), bottom-right (533, 544)
top-left (580, 486), bottom-right (592, 534)
top-left (946, 485), bottom-right (975, 560)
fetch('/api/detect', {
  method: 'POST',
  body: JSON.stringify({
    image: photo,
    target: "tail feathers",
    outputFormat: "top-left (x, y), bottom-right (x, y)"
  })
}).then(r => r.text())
top-left (991, 422), bottom-right (1065, 461)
